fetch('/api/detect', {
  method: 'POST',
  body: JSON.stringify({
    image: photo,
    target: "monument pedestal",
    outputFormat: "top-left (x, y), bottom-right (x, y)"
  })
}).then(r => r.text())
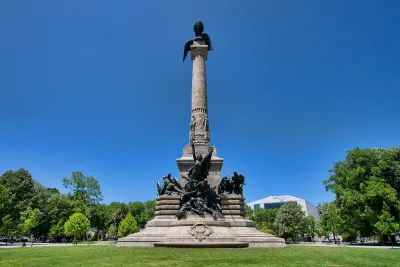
top-left (116, 194), bottom-right (286, 248)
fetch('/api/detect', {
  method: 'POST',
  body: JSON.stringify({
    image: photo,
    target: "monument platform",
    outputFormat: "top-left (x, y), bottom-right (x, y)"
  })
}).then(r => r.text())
top-left (116, 195), bottom-right (286, 248)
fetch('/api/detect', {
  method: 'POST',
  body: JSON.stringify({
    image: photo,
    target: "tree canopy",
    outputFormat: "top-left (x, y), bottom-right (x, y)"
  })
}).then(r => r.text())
top-left (117, 214), bottom-right (139, 238)
top-left (0, 169), bottom-right (155, 243)
top-left (64, 212), bottom-right (91, 244)
top-left (62, 171), bottom-right (103, 206)
top-left (323, 147), bottom-right (400, 244)
top-left (273, 201), bottom-right (306, 240)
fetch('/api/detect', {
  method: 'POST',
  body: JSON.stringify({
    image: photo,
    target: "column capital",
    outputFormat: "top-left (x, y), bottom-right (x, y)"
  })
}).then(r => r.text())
top-left (190, 45), bottom-right (208, 61)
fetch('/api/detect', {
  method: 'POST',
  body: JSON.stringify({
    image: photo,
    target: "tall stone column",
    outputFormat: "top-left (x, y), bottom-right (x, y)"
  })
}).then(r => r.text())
top-left (176, 37), bottom-right (223, 191)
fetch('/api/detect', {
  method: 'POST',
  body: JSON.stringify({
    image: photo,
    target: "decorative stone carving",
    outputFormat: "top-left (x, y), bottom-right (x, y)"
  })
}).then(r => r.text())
top-left (205, 132), bottom-right (210, 142)
top-left (204, 114), bottom-right (209, 131)
top-left (190, 115), bottom-right (196, 129)
top-left (188, 222), bottom-right (213, 242)
top-left (189, 115), bottom-right (196, 143)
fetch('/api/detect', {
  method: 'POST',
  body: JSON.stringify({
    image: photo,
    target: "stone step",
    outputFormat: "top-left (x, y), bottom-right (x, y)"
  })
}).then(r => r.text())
top-left (221, 204), bottom-right (242, 210)
top-left (222, 210), bottom-right (245, 216)
top-left (220, 199), bottom-right (244, 205)
top-left (155, 205), bottom-right (180, 211)
top-left (155, 210), bottom-right (179, 216)
top-left (156, 199), bottom-right (181, 205)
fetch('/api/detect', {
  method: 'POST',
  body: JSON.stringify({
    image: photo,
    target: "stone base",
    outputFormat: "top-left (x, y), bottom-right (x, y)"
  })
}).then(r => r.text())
top-left (154, 242), bottom-right (249, 248)
top-left (117, 194), bottom-right (286, 248)
top-left (117, 214), bottom-right (286, 248)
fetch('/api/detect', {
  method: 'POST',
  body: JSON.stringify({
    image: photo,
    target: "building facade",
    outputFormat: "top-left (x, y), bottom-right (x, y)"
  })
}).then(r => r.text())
top-left (247, 195), bottom-right (319, 219)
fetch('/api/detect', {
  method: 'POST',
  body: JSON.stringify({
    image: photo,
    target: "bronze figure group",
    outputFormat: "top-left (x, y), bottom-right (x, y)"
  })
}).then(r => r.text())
top-left (157, 142), bottom-right (245, 219)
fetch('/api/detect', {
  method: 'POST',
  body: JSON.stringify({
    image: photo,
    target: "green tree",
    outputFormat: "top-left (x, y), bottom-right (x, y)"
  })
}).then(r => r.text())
top-left (128, 201), bottom-right (145, 217)
top-left (108, 202), bottom-right (128, 230)
top-left (62, 171), bottom-right (103, 206)
top-left (0, 184), bottom-right (10, 216)
top-left (139, 200), bottom-right (156, 228)
top-left (244, 205), bottom-right (254, 219)
top-left (128, 201), bottom-right (146, 227)
top-left (0, 215), bottom-right (15, 245)
top-left (0, 184), bottom-right (11, 237)
top-left (64, 212), bottom-right (90, 245)
top-left (19, 208), bottom-right (42, 246)
top-left (89, 204), bottom-right (110, 240)
top-left (374, 209), bottom-right (400, 247)
top-left (45, 193), bottom-right (75, 225)
top-left (117, 214), bottom-right (139, 238)
top-left (48, 220), bottom-right (65, 241)
top-left (304, 215), bottom-right (316, 242)
top-left (317, 202), bottom-right (343, 244)
top-left (323, 147), bottom-right (400, 244)
top-left (108, 225), bottom-right (117, 240)
top-left (246, 207), bottom-right (279, 234)
top-left (72, 198), bottom-right (90, 216)
top-left (0, 169), bottom-right (36, 226)
top-left (266, 209), bottom-right (279, 233)
top-left (252, 208), bottom-right (269, 230)
top-left (32, 183), bottom-right (66, 238)
top-left (298, 215), bottom-right (316, 242)
top-left (273, 201), bottom-right (306, 242)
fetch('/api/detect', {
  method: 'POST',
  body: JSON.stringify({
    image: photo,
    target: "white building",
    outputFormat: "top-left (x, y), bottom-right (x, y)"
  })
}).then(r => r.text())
top-left (247, 195), bottom-right (319, 219)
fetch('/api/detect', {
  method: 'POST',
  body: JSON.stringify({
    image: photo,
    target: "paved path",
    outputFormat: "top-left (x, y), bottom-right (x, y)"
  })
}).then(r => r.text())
top-left (2, 241), bottom-right (398, 250)
top-left (0, 241), bottom-right (113, 249)
top-left (291, 242), bottom-right (400, 250)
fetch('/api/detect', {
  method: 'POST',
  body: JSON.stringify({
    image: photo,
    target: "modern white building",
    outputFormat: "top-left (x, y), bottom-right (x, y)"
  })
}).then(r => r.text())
top-left (247, 195), bottom-right (319, 219)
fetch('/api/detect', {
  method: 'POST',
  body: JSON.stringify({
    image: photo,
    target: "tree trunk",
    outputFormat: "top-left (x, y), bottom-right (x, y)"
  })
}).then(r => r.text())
top-left (379, 234), bottom-right (387, 246)
top-left (390, 235), bottom-right (396, 248)
top-left (333, 232), bottom-right (337, 244)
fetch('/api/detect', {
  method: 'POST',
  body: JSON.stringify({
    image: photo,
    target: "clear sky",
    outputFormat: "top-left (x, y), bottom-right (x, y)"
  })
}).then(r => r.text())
top-left (1, 1), bottom-right (399, 206)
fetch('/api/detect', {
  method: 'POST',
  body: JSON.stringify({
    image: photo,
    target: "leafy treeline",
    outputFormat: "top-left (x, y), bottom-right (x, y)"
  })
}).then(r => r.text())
top-left (321, 147), bottom-right (400, 246)
top-left (2, 146), bottom-right (399, 246)
top-left (0, 169), bottom-right (155, 243)
top-left (246, 202), bottom-right (317, 243)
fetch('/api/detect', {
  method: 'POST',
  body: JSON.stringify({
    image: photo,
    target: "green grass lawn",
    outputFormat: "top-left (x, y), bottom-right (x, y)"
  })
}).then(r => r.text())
top-left (0, 245), bottom-right (398, 267)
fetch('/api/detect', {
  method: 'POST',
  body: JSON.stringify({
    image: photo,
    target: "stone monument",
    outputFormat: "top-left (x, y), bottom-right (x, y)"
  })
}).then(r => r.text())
top-left (176, 21), bottom-right (223, 191)
top-left (117, 21), bottom-right (286, 248)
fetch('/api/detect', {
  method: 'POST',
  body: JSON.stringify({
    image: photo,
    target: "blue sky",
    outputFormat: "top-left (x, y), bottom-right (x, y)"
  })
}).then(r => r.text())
top-left (1, 1), bottom-right (399, 206)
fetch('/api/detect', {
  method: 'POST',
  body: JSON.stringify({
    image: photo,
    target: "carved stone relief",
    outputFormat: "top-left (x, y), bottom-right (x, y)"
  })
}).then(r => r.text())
top-left (188, 222), bottom-right (213, 242)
